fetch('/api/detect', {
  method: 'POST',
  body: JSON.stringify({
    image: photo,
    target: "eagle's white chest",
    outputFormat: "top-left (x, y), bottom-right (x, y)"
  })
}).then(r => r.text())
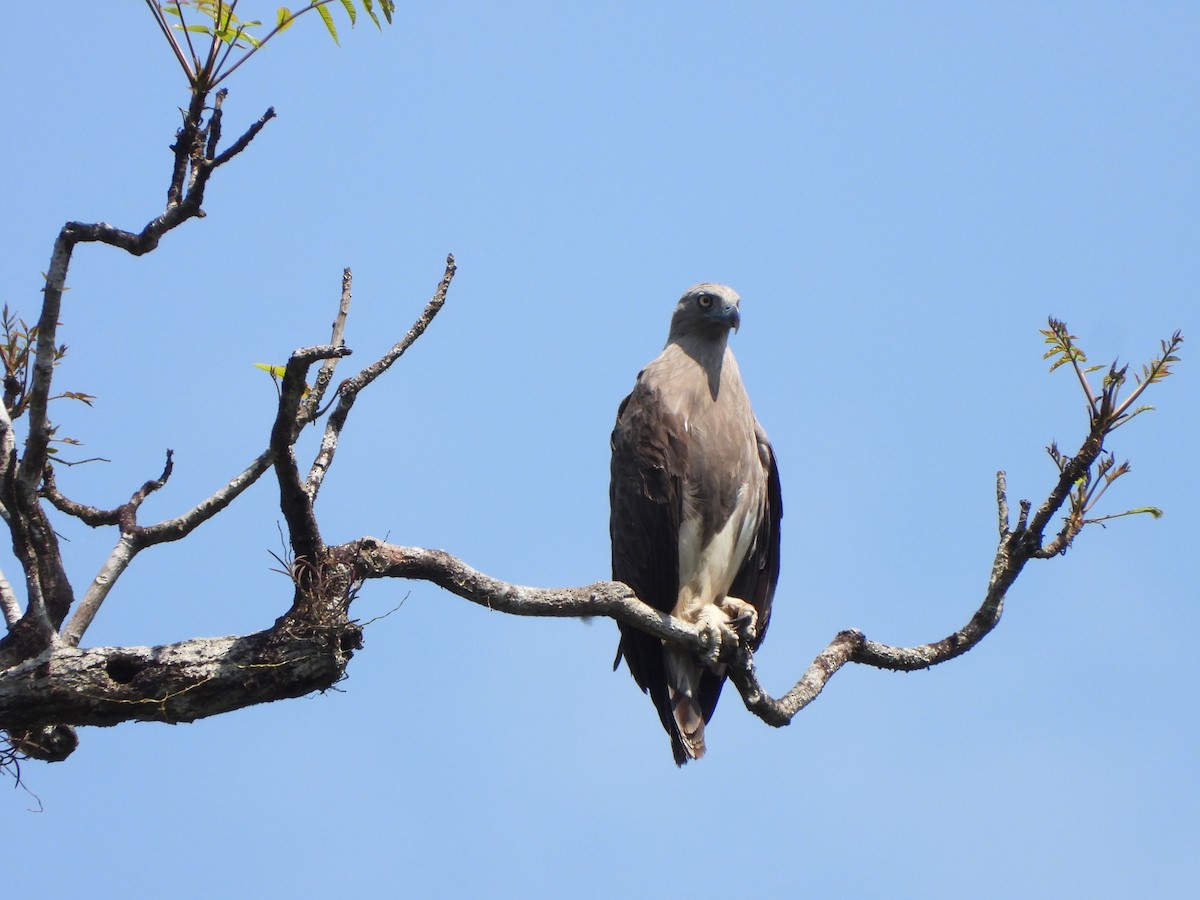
top-left (674, 489), bottom-right (760, 622)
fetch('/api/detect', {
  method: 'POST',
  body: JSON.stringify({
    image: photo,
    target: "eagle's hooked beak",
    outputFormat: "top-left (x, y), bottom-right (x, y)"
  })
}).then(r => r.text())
top-left (723, 303), bottom-right (741, 333)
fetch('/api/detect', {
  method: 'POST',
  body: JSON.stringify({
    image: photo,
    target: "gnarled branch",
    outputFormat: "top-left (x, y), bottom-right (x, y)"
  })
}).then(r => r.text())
top-left (0, 623), bottom-right (361, 731)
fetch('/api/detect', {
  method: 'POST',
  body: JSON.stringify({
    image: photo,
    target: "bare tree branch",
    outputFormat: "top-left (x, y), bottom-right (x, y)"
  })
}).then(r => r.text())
top-left (18, 233), bottom-right (74, 494)
top-left (0, 623), bottom-right (361, 731)
top-left (345, 540), bottom-right (704, 648)
top-left (299, 268), bottom-right (354, 427)
top-left (210, 101), bottom-right (277, 168)
top-left (60, 536), bottom-right (138, 648)
top-left (2, 488), bottom-right (74, 639)
top-left (306, 254), bottom-right (456, 501)
top-left (1, 448), bottom-right (1050, 732)
top-left (8, 90), bottom-right (278, 642)
top-left (271, 345), bottom-right (352, 561)
top-left (0, 402), bottom-right (18, 628)
top-left (41, 451), bottom-right (173, 529)
top-left (54, 449), bottom-right (273, 648)
top-left (41, 468), bottom-right (120, 527)
top-left (135, 450), bottom-right (274, 547)
top-left (0, 370), bottom-right (17, 479)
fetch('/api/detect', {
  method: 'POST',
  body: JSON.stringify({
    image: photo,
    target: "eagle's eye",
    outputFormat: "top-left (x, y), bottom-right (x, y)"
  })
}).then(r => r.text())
top-left (696, 294), bottom-right (714, 309)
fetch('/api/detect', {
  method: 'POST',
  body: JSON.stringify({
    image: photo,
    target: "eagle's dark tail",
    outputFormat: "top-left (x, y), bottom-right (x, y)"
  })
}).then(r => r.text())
top-left (665, 647), bottom-right (706, 763)
top-left (616, 626), bottom-right (724, 765)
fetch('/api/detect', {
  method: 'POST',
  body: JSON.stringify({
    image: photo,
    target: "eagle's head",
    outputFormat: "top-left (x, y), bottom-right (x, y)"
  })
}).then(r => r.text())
top-left (668, 283), bottom-right (741, 341)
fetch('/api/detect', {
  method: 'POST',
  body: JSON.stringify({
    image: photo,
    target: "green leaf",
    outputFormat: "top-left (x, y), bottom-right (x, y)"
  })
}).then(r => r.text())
top-left (339, 0), bottom-right (357, 28)
top-left (58, 391), bottom-right (96, 406)
top-left (254, 362), bottom-right (311, 395)
top-left (1112, 404), bottom-right (1155, 428)
top-left (363, 0), bottom-right (381, 28)
top-left (276, 7), bottom-right (295, 31)
top-left (1089, 506), bottom-right (1165, 524)
top-left (317, 3), bottom-right (339, 44)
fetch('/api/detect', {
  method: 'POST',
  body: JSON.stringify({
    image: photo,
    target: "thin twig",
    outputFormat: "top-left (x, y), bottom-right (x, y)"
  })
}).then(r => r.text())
top-left (1068, 348), bottom-right (1098, 413)
top-left (41, 450), bottom-right (174, 531)
top-left (136, 449), bottom-right (275, 546)
top-left (210, 106), bottom-right (277, 168)
top-left (145, 0), bottom-right (196, 78)
top-left (299, 267), bottom-right (353, 426)
top-left (307, 255), bottom-right (456, 501)
top-left (40, 467), bottom-right (120, 526)
top-left (996, 470), bottom-right (1009, 538)
top-left (211, 2), bottom-right (339, 87)
top-left (49, 447), bottom-right (266, 648)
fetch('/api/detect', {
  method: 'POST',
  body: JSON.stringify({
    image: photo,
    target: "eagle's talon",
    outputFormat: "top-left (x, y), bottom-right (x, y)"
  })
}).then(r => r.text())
top-left (698, 622), bottom-right (723, 668)
top-left (718, 596), bottom-right (758, 643)
top-left (695, 606), bottom-right (739, 668)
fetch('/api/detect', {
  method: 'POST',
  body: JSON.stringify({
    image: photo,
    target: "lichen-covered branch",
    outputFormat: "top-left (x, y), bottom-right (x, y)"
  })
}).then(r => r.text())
top-left (0, 622), bottom-right (361, 732)
top-left (345, 540), bottom-right (706, 650)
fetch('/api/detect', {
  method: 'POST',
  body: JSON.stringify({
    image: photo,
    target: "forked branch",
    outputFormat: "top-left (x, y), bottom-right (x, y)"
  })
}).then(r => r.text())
top-left (306, 254), bottom-right (456, 501)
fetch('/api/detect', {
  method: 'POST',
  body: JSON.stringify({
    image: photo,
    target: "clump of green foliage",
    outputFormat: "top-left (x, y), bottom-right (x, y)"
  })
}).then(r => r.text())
top-left (149, 1), bottom-right (396, 89)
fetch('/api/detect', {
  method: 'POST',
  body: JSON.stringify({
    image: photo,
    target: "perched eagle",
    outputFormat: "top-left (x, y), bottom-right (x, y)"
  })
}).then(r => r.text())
top-left (610, 283), bottom-right (782, 765)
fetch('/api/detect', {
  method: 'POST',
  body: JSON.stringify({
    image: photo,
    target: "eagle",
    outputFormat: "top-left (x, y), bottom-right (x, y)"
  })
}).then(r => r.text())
top-left (610, 283), bottom-right (782, 765)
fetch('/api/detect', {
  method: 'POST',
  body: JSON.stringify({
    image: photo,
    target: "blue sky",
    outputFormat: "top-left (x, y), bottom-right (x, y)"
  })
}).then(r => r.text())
top-left (2, 3), bottom-right (1196, 897)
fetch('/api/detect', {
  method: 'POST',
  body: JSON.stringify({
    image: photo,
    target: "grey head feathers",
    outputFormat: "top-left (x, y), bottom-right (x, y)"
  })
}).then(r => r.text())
top-left (667, 283), bottom-right (741, 343)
